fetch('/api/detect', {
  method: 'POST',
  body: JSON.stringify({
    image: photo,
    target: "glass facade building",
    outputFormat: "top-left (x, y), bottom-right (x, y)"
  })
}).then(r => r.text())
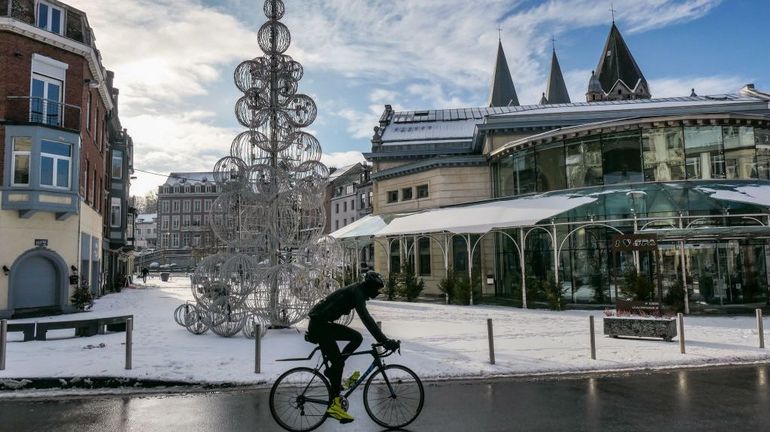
top-left (489, 118), bottom-right (770, 310)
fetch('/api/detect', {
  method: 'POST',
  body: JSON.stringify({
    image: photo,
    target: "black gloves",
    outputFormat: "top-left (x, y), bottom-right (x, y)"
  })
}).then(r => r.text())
top-left (382, 339), bottom-right (400, 351)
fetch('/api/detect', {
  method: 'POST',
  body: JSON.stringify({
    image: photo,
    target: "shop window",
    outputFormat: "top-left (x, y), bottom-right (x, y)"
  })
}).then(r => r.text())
top-left (565, 137), bottom-right (603, 189)
top-left (418, 238), bottom-right (431, 276)
top-left (40, 140), bottom-right (71, 189)
top-left (602, 131), bottom-right (643, 185)
top-left (684, 126), bottom-right (724, 179)
top-left (416, 184), bottom-right (429, 199)
top-left (535, 142), bottom-right (567, 192)
top-left (723, 126), bottom-right (757, 179)
top-left (11, 137), bottom-right (32, 186)
top-left (402, 187), bottom-right (413, 201)
top-left (642, 127), bottom-right (685, 182)
top-left (387, 190), bottom-right (398, 203)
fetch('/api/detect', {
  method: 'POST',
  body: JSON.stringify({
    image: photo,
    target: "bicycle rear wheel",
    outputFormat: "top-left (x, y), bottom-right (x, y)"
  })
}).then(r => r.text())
top-left (269, 367), bottom-right (331, 432)
top-left (363, 364), bottom-right (424, 429)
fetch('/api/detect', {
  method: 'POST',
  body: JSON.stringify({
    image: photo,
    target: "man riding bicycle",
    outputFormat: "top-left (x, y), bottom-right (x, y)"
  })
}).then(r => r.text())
top-left (307, 271), bottom-right (400, 424)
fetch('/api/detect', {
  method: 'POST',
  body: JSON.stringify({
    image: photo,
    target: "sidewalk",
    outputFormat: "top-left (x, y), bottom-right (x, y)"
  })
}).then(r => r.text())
top-left (1, 277), bottom-right (768, 395)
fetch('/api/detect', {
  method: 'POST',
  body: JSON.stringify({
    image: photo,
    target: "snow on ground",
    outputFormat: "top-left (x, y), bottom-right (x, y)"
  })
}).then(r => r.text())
top-left (1, 275), bottom-right (769, 392)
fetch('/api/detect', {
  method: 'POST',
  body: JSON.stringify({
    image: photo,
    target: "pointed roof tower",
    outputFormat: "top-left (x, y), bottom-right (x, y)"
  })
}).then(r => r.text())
top-left (594, 23), bottom-right (650, 99)
top-left (488, 40), bottom-right (520, 107)
top-left (544, 48), bottom-right (570, 104)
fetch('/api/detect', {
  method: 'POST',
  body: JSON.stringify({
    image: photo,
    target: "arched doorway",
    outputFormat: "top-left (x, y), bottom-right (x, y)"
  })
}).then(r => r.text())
top-left (9, 248), bottom-right (68, 314)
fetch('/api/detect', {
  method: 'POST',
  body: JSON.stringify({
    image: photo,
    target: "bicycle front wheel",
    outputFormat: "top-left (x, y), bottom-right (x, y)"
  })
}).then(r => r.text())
top-left (269, 367), bottom-right (331, 432)
top-left (363, 364), bottom-right (424, 429)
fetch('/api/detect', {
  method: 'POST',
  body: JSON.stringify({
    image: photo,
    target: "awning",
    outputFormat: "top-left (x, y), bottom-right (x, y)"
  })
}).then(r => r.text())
top-left (330, 213), bottom-right (412, 240)
top-left (375, 195), bottom-right (596, 236)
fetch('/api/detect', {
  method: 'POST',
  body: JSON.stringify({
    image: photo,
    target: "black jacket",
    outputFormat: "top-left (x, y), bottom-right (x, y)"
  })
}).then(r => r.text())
top-left (308, 281), bottom-right (387, 343)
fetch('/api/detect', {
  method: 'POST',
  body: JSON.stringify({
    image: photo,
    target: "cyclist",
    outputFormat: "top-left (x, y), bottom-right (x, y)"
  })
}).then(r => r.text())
top-left (307, 271), bottom-right (400, 424)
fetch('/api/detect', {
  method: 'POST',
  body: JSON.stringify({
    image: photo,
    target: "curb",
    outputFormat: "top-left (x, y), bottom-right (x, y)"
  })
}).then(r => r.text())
top-left (0, 377), bottom-right (238, 392)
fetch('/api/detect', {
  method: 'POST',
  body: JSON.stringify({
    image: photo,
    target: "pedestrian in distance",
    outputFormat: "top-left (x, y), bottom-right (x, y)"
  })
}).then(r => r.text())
top-left (141, 267), bottom-right (149, 283)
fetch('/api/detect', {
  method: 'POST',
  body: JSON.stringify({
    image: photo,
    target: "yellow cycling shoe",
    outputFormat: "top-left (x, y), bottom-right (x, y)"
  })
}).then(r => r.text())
top-left (327, 396), bottom-right (354, 424)
top-left (342, 371), bottom-right (361, 390)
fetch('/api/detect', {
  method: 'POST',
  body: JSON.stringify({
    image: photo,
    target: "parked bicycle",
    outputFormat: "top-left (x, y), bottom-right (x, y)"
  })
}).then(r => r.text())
top-left (269, 337), bottom-right (424, 431)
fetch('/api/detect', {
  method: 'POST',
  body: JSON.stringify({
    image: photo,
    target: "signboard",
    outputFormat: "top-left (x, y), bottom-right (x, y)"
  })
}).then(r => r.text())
top-left (34, 239), bottom-right (48, 248)
top-left (611, 234), bottom-right (658, 252)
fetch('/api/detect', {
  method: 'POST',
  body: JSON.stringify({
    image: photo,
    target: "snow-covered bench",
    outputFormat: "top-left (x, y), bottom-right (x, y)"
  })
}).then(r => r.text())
top-left (34, 315), bottom-right (133, 341)
top-left (7, 322), bottom-right (36, 342)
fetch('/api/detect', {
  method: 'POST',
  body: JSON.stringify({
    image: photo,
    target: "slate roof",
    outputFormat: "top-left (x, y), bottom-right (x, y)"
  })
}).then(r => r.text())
top-left (488, 41), bottom-right (519, 107)
top-left (545, 49), bottom-right (571, 104)
top-left (595, 23), bottom-right (648, 94)
top-left (162, 172), bottom-right (215, 186)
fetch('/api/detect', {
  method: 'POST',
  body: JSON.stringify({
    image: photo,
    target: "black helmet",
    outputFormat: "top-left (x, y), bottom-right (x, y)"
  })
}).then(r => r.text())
top-left (363, 271), bottom-right (384, 298)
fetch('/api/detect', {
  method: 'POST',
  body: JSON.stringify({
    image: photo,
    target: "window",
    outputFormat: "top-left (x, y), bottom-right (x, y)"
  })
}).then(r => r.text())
top-left (110, 198), bottom-right (121, 227)
top-left (723, 126), bottom-right (757, 179)
top-left (171, 215), bottom-right (180, 229)
top-left (535, 142), bottom-right (567, 192)
top-left (193, 200), bottom-right (201, 212)
top-left (351, 199), bottom-right (355, 210)
top-left (31, 74), bottom-right (63, 126)
top-left (390, 241), bottom-right (401, 274)
top-left (368, 191), bottom-right (373, 206)
top-left (343, 201), bottom-right (347, 212)
top-left (360, 193), bottom-right (366, 208)
top-left (511, 149), bottom-right (537, 195)
top-left (756, 129), bottom-right (770, 180)
top-left (171, 233), bottom-right (179, 248)
top-left (387, 190), bottom-right (398, 203)
top-left (418, 238), bottom-right (431, 276)
top-left (192, 215), bottom-right (201, 226)
top-left (112, 150), bottom-right (123, 179)
top-left (183, 200), bottom-right (191, 212)
top-left (565, 137), bottom-right (603, 189)
top-left (36, 1), bottom-right (63, 34)
top-left (182, 233), bottom-right (189, 247)
top-left (204, 199), bottom-right (212, 211)
top-left (203, 214), bottom-right (210, 226)
top-left (182, 215), bottom-right (190, 227)
top-left (335, 203), bottom-right (339, 214)
top-left (86, 93), bottom-right (92, 131)
top-left (83, 160), bottom-right (89, 199)
top-left (416, 185), bottom-right (429, 199)
top-left (402, 187), bottom-right (413, 200)
top-left (335, 220), bottom-right (339, 230)
top-left (685, 126), bottom-right (724, 179)
top-left (602, 131), bottom-right (643, 185)
top-left (172, 200), bottom-right (180, 213)
top-left (40, 140), bottom-right (71, 188)
top-left (343, 218), bottom-right (347, 226)
top-left (642, 128), bottom-right (685, 182)
top-left (195, 185), bottom-right (201, 193)
top-left (11, 137), bottom-right (32, 186)
top-left (161, 201), bottom-right (170, 213)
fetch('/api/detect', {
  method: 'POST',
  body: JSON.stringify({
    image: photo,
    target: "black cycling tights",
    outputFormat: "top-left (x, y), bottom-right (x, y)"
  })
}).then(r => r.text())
top-left (309, 320), bottom-right (363, 397)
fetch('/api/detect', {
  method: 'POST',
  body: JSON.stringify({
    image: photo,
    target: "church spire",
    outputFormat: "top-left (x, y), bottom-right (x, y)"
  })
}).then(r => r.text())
top-left (593, 22), bottom-right (650, 101)
top-left (488, 40), bottom-right (519, 107)
top-left (543, 47), bottom-right (570, 104)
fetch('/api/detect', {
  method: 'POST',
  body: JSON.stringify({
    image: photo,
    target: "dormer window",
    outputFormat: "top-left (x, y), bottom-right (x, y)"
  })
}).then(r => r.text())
top-left (37, 1), bottom-right (64, 35)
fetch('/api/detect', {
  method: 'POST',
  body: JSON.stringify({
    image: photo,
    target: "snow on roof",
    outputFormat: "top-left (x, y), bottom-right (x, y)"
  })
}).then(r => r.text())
top-left (136, 213), bottom-right (157, 223)
top-left (695, 184), bottom-right (770, 208)
top-left (162, 172), bottom-right (215, 186)
top-left (330, 213), bottom-right (412, 240)
top-left (376, 194), bottom-right (596, 236)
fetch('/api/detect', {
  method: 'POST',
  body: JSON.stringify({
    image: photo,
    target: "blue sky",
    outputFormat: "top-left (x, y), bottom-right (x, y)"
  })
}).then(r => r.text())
top-left (65, 0), bottom-right (769, 196)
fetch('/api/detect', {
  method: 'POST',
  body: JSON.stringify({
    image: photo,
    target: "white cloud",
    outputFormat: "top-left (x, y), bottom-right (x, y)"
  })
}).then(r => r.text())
top-left (649, 76), bottom-right (749, 97)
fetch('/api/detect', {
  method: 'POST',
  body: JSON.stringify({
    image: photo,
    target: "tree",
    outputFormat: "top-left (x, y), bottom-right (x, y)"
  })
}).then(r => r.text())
top-left (142, 190), bottom-right (158, 213)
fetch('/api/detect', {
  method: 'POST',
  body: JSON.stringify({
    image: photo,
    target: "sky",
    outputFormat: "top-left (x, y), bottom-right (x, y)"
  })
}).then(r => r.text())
top-left (63, 0), bottom-right (770, 197)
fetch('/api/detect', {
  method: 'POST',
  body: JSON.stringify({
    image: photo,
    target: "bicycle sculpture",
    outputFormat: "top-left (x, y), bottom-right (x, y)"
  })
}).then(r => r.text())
top-left (270, 340), bottom-right (424, 431)
top-left (174, 0), bottom-right (350, 338)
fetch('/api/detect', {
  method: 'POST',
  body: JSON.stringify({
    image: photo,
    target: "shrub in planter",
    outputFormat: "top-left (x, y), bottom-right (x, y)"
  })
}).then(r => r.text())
top-left (663, 279), bottom-right (693, 313)
top-left (385, 271), bottom-right (399, 301)
top-left (543, 276), bottom-right (566, 311)
top-left (398, 265), bottom-right (424, 302)
top-left (71, 281), bottom-right (94, 311)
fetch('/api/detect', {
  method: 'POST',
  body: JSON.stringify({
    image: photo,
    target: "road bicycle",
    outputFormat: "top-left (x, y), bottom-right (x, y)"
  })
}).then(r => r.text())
top-left (269, 337), bottom-right (424, 431)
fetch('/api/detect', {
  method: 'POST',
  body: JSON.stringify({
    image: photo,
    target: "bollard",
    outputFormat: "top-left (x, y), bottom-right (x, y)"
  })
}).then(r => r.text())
top-left (589, 316), bottom-right (596, 360)
top-left (255, 324), bottom-right (262, 374)
top-left (757, 309), bottom-right (765, 349)
top-left (487, 319), bottom-right (495, 365)
top-left (0, 319), bottom-right (7, 371)
top-left (125, 318), bottom-right (133, 370)
top-left (678, 313), bottom-right (685, 354)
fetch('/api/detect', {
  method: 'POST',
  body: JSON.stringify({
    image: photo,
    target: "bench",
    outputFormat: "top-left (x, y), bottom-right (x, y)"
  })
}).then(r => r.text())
top-left (7, 323), bottom-right (36, 342)
top-left (34, 315), bottom-right (133, 341)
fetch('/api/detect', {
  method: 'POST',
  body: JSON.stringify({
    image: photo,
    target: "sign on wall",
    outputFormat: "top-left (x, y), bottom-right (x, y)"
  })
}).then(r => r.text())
top-left (34, 239), bottom-right (48, 248)
top-left (611, 233), bottom-right (658, 252)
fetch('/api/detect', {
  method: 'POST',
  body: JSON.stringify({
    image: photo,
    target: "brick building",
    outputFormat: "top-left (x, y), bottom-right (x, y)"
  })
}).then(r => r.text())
top-left (0, 0), bottom-right (131, 317)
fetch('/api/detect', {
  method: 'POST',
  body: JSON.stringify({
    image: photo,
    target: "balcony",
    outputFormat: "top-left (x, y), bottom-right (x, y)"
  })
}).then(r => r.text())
top-left (5, 96), bottom-right (81, 132)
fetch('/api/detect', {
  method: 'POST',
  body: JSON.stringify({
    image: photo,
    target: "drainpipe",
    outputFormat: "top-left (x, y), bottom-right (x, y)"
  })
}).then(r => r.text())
top-left (520, 228), bottom-right (527, 309)
top-left (679, 214), bottom-right (689, 314)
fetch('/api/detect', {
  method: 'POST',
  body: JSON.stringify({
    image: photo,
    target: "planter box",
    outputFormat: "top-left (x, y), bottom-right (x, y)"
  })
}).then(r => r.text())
top-left (160, 272), bottom-right (170, 282)
top-left (603, 316), bottom-right (677, 342)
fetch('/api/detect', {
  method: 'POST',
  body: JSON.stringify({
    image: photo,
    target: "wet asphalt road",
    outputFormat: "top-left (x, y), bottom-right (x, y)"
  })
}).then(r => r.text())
top-left (1, 364), bottom-right (769, 432)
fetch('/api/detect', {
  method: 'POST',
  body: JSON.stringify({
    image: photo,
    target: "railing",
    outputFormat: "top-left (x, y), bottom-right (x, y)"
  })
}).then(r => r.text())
top-left (5, 96), bottom-right (81, 131)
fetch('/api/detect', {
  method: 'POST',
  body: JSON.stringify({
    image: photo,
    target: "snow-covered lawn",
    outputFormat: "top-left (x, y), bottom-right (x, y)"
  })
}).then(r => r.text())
top-left (2, 276), bottom-right (769, 390)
